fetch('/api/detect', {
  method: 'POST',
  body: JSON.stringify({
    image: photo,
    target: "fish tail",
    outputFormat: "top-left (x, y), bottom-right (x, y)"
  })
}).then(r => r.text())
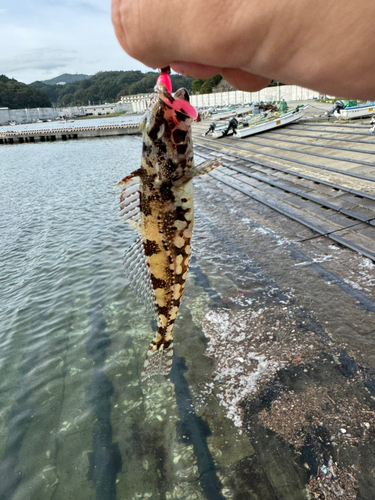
top-left (141, 339), bottom-right (173, 380)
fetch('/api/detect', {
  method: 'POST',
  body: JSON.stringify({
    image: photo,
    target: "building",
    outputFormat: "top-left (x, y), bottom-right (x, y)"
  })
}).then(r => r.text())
top-left (120, 94), bottom-right (152, 113)
top-left (81, 103), bottom-right (116, 116)
top-left (81, 102), bottom-right (130, 116)
top-left (0, 107), bottom-right (10, 124)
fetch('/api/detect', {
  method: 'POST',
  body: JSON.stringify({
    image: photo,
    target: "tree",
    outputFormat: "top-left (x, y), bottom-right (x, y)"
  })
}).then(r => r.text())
top-left (24, 71), bottom-right (196, 107)
top-left (191, 79), bottom-right (205, 94)
top-left (191, 75), bottom-right (222, 94)
top-left (0, 75), bottom-right (51, 108)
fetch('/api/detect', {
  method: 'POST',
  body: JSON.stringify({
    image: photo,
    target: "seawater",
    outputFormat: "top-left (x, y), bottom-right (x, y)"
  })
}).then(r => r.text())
top-left (1, 128), bottom-right (375, 500)
top-left (0, 133), bottom-right (244, 500)
top-left (0, 134), bottom-right (142, 499)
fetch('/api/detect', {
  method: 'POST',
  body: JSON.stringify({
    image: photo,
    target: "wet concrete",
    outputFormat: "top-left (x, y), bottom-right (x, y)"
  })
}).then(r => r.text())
top-left (190, 169), bottom-right (375, 499)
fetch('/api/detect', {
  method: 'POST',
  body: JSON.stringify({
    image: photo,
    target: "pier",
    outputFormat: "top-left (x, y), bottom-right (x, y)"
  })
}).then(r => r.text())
top-left (0, 123), bottom-right (140, 145)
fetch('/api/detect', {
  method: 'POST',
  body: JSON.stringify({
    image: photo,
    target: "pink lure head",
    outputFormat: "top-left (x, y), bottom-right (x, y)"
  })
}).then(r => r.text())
top-left (156, 71), bottom-right (197, 120)
top-left (157, 71), bottom-right (172, 94)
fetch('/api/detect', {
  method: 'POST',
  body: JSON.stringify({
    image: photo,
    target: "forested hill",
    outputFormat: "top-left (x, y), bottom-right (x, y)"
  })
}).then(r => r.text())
top-left (0, 75), bottom-right (52, 109)
top-left (39, 73), bottom-right (91, 85)
top-left (1, 71), bottom-right (281, 110)
top-left (1, 71), bottom-right (222, 109)
top-left (31, 71), bottom-right (196, 107)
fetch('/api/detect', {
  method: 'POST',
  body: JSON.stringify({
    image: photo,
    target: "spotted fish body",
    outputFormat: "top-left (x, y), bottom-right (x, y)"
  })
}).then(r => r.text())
top-left (118, 69), bottom-right (220, 380)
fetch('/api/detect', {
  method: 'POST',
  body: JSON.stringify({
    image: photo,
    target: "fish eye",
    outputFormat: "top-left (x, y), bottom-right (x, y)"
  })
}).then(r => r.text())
top-left (174, 88), bottom-right (190, 102)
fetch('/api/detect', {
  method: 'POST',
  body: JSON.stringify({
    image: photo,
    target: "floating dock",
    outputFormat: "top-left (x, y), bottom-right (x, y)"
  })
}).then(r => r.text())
top-left (0, 123), bottom-right (140, 145)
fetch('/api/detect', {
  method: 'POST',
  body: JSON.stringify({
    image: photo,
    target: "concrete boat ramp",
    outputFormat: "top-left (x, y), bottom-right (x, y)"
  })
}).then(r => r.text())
top-left (194, 109), bottom-right (375, 263)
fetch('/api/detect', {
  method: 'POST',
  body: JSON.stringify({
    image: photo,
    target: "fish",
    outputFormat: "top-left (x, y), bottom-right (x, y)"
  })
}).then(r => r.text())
top-left (117, 67), bottom-right (220, 380)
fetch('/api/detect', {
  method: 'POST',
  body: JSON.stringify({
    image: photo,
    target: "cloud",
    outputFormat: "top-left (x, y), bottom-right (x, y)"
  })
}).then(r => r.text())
top-left (0, 1), bottom-right (149, 83)
top-left (1, 48), bottom-right (78, 74)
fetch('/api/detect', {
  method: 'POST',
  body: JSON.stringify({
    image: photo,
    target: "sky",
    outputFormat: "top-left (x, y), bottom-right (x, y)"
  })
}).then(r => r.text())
top-left (0, 0), bottom-right (149, 83)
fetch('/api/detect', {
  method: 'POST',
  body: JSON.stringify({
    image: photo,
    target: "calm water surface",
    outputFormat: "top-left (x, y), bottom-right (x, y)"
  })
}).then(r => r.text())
top-left (1, 130), bottom-right (375, 500)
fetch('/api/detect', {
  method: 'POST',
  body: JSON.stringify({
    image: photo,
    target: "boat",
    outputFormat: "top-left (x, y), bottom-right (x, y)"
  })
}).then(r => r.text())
top-left (234, 106), bottom-right (307, 138)
top-left (211, 112), bottom-right (268, 138)
top-left (335, 101), bottom-right (375, 119)
top-left (230, 105), bottom-right (253, 116)
top-left (212, 110), bottom-right (237, 121)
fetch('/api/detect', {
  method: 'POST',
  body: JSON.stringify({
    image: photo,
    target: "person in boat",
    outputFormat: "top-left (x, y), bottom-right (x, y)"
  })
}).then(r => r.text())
top-left (112, 0), bottom-right (375, 101)
top-left (223, 116), bottom-right (239, 136)
top-left (278, 99), bottom-right (288, 112)
top-left (204, 121), bottom-right (216, 136)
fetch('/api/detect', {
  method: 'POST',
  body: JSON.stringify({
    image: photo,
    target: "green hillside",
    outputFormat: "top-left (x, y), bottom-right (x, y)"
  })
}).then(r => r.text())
top-left (0, 75), bottom-right (51, 109)
top-left (39, 73), bottom-right (92, 85)
top-left (31, 71), bottom-right (196, 107)
top-left (1, 71), bottom-right (222, 109)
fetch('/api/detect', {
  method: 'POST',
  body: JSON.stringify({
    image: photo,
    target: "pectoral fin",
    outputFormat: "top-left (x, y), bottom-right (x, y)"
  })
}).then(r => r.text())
top-left (188, 157), bottom-right (222, 179)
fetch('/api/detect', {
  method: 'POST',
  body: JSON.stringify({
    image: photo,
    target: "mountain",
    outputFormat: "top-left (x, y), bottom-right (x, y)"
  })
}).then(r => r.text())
top-left (31, 70), bottom-right (196, 107)
top-left (38, 73), bottom-right (92, 86)
top-left (0, 75), bottom-right (51, 109)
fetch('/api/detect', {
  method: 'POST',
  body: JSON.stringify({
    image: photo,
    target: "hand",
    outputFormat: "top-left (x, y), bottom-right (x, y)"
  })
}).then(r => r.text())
top-left (112, 0), bottom-right (375, 99)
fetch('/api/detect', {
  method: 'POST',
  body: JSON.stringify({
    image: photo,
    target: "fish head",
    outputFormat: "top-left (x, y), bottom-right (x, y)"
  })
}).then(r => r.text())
top-left (140, 71), bottom-right (197, 164)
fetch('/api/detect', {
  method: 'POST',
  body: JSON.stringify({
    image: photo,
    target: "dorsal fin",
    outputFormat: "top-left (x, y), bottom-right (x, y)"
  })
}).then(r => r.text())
top-left (123, 236), bottom-right (158, 318)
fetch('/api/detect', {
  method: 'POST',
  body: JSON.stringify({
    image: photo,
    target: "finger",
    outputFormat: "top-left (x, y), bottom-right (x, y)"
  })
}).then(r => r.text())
top-left (221, 68), bottom-right (271, 92)
top-left (111, 0), bottom-right (267, 70)
top-left (111, 0), bottom-right (129, 53)
top-left (171, 63), bottom-right (271, 92)
top-left (112, 0), bottom-right (175, 69)
top-left (171, 63), bottom-right (223, 80)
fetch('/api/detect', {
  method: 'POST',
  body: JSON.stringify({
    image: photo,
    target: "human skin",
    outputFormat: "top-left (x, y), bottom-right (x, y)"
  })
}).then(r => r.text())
top-left (112, 0), bottom-right (375, 99)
